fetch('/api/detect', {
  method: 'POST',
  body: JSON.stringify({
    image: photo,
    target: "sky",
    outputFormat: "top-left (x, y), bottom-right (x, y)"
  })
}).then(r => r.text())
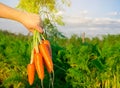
top-left (0, 0), bottom-right (120, 38)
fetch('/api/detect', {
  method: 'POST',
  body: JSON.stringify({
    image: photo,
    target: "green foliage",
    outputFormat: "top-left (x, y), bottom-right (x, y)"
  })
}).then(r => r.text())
top-left (2, 1), bottom-right (120, 88)
top-left (17, 0), bottom-right (70, 25)
top-left (0, 30), bottom-right (30, 88)
top-left (0, 30), bottom-right (120, 88)
top-left (17, 0), bottom-right (70, 40)
top-left (64, 34), bottom-right (120, 88)
top-left (0, 30), bottom-right (68, 88)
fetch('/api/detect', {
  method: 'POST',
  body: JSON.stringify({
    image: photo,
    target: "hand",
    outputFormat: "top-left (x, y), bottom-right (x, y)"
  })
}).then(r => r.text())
top-left (20, 12), bottom-right (43, 33)
top-left (0, 3), bottom-right (43, 33)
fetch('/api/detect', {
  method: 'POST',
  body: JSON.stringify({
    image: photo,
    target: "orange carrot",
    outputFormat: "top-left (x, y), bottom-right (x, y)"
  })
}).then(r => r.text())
top-left (32, 48), bottom-right (36, 64)
top-left (27, 63), bottom-right (35, 85)
top-left (34, 53), bottom-right (44, 80)
top-left (43, 40), bottom-right (52, 57)
top-left (39, 43), bottom-right (53, 73)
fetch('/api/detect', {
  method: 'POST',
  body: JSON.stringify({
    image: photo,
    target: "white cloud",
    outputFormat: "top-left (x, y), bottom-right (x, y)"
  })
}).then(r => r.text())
top-left (59, 15), bottom-right (120, 37)
top-left (111, 12), bottom-right (118, 16)
top-left (79, 10), bottom-right (88, 16)
top-left (109, 11), bottom-right (120, 16)
top-left (63, 15), bottom-right (120, 28)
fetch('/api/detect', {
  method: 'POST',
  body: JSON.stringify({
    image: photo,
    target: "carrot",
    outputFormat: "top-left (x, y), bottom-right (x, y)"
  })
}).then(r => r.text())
top-left (27, 63), bottom-right (35, 85)
top-left (43, 40), bottom-right (52, 57)
top-left (32, 48), bottom-right (36, 64)
top-left (34, 53), bottom-right (44, 80)
top-left (39, 43), bottom-right (53, 73)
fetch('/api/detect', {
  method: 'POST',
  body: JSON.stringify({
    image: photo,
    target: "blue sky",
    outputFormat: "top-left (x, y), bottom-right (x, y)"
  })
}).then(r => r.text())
top-left (67, 0), bottom-right (120, 17)
top-left (0, 0), bottom-right (120, 37)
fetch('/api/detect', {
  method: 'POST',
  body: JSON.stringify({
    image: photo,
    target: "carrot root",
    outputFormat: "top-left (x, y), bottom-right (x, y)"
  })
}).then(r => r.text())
top-left (27, 63), bottom-right (35, 85)
top-left (34, 53), bottom-right (44, 80)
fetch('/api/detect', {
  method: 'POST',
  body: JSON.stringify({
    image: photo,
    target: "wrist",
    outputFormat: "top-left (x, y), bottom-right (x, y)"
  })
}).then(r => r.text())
top-left (16, 10), bottom-right (26, 24)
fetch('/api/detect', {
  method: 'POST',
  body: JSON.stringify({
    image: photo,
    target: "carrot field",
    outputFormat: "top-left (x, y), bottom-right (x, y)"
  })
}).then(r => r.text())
top-left (0, 30), bottom-right (120, 88)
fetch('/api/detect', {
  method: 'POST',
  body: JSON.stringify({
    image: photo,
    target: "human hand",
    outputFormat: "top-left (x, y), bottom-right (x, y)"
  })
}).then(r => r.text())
top-left (20, 12), bottom-right (43, 33)
top-left (0, 3), bottom-right (43, 33)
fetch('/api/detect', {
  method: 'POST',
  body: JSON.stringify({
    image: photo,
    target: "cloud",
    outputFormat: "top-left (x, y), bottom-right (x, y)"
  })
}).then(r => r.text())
top-left (59, 15), bottom-right (120, 37)
top-left (109, 11), bottom-right (120, 16)
top-left (63, 16), bottom-right (120, 29)
top-left (79, 10), bottom-right (88, 16)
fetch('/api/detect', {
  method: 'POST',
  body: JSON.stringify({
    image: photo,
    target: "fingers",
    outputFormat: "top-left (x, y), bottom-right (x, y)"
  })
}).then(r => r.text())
top-left (35, 25), bottom-right (43, 33)
top-left (21, 13), bottom-right (43, 33)
top-left (28, 26), bottom-right (43, 34)
top-left (28, 29), bottom-right (34, 33)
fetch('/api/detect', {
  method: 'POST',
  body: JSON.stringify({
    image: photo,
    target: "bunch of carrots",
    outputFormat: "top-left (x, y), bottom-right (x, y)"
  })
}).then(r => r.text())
top-left (27, 30), bottom-right (54, 88)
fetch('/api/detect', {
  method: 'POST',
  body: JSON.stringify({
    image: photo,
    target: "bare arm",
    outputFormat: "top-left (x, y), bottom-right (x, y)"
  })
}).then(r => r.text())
top-left (0, 3), bottom-right (43, 33)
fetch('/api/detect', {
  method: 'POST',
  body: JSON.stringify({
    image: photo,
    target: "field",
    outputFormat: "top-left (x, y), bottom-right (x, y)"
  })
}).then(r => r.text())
top-left (0, 30), bottom-right (120, 88)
